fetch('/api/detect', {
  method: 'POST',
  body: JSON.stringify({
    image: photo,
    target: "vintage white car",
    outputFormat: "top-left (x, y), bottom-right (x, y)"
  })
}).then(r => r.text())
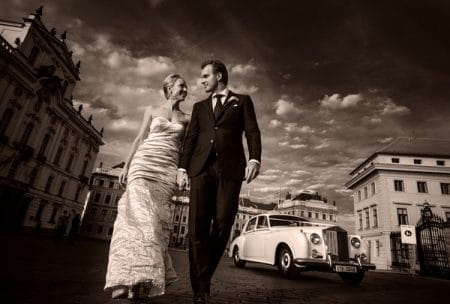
top-left (229, 214), bottom-right (375, 284)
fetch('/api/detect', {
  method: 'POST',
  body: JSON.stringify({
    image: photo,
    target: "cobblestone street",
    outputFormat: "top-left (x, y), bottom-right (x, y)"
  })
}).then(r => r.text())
top-left (2, 235), bottom-right (450, 304)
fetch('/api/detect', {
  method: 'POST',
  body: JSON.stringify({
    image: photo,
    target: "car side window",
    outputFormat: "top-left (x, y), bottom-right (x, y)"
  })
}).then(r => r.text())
top-left (256, 216), bottom-right (268, 229)
top-left (246, 217), bottom-right (257, 232)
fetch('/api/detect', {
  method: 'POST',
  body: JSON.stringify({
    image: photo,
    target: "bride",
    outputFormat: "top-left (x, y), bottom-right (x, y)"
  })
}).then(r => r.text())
top-left (105, 74), bottom-right (189, 299)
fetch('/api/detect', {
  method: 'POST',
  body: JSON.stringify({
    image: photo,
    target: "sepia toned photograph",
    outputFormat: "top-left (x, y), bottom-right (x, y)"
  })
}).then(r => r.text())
top-left (1, 0), bottom-right (449, 303)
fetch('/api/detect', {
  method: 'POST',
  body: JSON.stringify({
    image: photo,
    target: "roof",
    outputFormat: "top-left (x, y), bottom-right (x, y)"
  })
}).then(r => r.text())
top-left (377, 137), bottom-right (450, 157)
top-left (239, 198), bottom-right (277, 211)
top-left (350, 137), bottom-right (450, 175)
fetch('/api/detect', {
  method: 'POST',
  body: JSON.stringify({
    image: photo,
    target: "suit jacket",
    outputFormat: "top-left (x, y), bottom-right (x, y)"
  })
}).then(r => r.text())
top-left (179, 90), bottom-right (261, 180)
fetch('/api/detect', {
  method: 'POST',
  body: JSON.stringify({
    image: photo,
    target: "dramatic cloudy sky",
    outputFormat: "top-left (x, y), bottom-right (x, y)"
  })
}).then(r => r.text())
top-left (2, 0), bottom-right (450, 228)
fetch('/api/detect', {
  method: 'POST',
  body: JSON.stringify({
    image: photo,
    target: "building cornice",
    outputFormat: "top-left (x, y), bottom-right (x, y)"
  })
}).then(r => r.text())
top-left (346, 163), bottom-right (450, 189)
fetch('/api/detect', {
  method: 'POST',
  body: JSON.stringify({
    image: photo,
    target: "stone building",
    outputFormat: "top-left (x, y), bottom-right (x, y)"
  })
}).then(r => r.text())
top-left (345, 137), bottom-right (450, 270)
top-left (0, 8), bottom-right (103, 233)
top-left (170, 189), bottom-right (190, 248)
top-left (275, 190), bottom-right (338, 223)
top-left (80, 165), bottom-right (123, 240)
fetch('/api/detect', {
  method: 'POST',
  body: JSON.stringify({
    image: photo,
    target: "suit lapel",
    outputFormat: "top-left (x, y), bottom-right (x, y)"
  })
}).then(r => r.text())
top-left (204, 96), bottom-right (215, 122)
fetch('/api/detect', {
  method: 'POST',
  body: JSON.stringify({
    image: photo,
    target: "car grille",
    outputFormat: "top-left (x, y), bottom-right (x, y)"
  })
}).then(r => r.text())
top-left (324, 229), bottom-right (349, 262)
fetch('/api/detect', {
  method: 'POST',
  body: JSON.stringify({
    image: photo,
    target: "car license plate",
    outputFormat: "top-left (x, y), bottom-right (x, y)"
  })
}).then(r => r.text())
top-left (335, 265), bottom-right (357, 273)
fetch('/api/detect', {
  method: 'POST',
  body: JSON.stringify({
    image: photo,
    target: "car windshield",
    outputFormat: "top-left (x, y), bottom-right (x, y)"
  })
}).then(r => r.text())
top-left (269, 215), bottom-right (309, 227)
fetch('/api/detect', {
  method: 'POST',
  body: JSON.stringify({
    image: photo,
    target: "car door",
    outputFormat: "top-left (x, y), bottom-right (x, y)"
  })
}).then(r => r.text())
top-left (242, 217), bottom-right (257, 259)
top-left (253, 215), bottom-right (271, 262)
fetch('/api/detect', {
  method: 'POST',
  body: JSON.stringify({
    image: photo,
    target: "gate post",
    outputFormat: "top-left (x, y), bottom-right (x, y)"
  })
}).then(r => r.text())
top-left (408, 244), bottom-right (419, 275)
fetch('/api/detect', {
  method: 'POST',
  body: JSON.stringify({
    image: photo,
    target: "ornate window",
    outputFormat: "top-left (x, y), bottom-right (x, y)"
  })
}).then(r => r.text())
top-left (29, 46), bottom-right (40, 65)
top-left (44, 175), bottom-right (54, 193)
top-left (38, 133), bottom-right (51, 157)
top-left (20, 123), bottom-right (34, 145)
top-left (65, 153), bottom-right (74, 172)
top-left (29, 167), bottom-right (39, 186)
top-left (0, 108), bottom-right (14, 136)
top-left (53, 146), bottom-right (64, 166)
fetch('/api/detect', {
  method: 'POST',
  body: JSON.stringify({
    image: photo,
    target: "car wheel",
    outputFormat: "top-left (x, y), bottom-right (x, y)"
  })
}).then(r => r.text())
top-left (233, 246), bottom-right (246, 268)
top-left (277, 245), bottom-right (298, 279)
top-left (339, 270), bottom-right (365, 285)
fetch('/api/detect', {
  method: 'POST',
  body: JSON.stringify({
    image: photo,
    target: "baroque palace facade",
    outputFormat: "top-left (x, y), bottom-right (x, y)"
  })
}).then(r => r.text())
top-left (0, 8), bottom-right (103, 233)
top-left (80, 165), bottom-right (123, 240)
top-left (346, 137), bottom-right (450, 270)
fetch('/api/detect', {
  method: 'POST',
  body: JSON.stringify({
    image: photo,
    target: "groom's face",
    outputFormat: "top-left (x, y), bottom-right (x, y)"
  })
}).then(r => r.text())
top-left (201, 64), bottom-right (219, 93)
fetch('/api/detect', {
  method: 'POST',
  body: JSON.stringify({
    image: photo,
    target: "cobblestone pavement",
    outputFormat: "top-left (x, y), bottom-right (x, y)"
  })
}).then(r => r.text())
top-left (2, 235), bottom-right (450, 304)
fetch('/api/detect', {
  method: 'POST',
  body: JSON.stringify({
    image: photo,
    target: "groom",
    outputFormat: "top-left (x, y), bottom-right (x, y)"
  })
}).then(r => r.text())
top-left (177, 60), bottom-right (261, 303)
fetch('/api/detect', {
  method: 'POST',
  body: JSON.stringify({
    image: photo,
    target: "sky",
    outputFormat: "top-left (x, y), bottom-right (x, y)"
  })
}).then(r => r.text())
top-left (2, 0), bottom-right (450, 229)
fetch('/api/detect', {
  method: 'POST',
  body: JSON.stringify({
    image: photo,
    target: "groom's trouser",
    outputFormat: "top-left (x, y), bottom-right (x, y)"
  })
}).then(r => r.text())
top-left (188, 152), bottom-right (242, 296)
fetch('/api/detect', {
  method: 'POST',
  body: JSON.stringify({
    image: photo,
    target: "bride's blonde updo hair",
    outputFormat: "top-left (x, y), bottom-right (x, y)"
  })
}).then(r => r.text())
top-left (163, 74), bottom-right (183, 99)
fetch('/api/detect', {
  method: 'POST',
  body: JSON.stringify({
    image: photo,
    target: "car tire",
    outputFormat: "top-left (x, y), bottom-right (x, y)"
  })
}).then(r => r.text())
top-left (233, 246), bottom-right (246, 268)
top-left (339, 270), bottom-right (365, 285)
top-left (277, 245), bottom-right (298, 279)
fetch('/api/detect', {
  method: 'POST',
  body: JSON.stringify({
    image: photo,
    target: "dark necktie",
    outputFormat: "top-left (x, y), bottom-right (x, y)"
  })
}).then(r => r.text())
top-left (213, 95), bottom-right (223, 120)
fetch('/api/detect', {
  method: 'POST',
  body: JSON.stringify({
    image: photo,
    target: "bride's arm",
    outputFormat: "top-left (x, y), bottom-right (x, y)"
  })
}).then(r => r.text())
top-left (124, 107), bottom-right (153, 168)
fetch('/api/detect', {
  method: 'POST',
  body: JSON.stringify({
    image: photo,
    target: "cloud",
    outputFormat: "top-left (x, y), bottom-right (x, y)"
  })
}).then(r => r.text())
top-left (275, 98), bottom-right (302, 116)
top-left (291, 170), bottom-right (311, 176)
top-left (289, 144), bottom-right (307, 149)
top-left (286, 179), bottom-right (303, 186)
top-left (319, 93), bottom-right (363, 109)
top-left (231, 62), bottom-right (257, 75)
top-left (268, 119), bottom-right (282, 129)
top-left (264, 169), bottom-right (283, 175)
top-left (314, 142), bottom-right (330, 150)
top-left (377, 137), bottom-right (394, 144)
top-left (307, 183), bottom-right (325, 190)
top-left (229, 84), bottom-right (259, 94)
top-left (379, 98), bottom-right (411, 116)
top-left (258, 175), bottom-right (279, 182)
top-left (284, 123), bottom-right (315, 134)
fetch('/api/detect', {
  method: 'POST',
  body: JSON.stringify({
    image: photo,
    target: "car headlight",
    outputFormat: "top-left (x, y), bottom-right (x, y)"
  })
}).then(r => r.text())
top-left (310, 233), bottom-right (321, 245)
top-left (351, 237), bottom-right (361, 248)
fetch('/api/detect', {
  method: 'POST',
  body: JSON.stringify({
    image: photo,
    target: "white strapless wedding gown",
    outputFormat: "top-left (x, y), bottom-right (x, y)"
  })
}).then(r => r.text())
top-left (105, 116), bottom-right (185, 297)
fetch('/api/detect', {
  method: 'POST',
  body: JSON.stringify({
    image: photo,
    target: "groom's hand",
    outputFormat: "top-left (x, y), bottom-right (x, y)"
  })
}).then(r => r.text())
top-left (177, 170), bottom-right (189, 190)
top-left (245, 162), bottom-right (260, 184)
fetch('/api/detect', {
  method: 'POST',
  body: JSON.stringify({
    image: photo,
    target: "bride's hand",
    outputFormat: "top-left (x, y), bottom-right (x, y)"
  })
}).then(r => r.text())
top-left (118, 167), bottom-right (128, 187)
top-left (177, 170), bottom-right (189, 190)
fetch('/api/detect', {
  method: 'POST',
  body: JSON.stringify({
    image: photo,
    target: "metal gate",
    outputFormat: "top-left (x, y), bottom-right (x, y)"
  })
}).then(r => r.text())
top-left (416, 204), bottom-right (450, 278)
top-left (390, 232), bottom-right (410, 269)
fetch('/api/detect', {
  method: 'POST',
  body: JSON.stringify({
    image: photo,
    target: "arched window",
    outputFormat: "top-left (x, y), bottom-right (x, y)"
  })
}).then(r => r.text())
top-left (38, 133), bottom-right (51, 157)
top-left (53, 146), bottom-right (64, 166)
top-left (81, 160), bottom-right (89, 176)
top-left (7, 159), bottom-right (20, 179)
top-left (29, 167), bottom-right (39, 186)
top-left (20, 123), bottom-right (34, 145)
top-left (65, 153), bottom-right (75, 172)
top-left (0, 108), bottom-right (14, 136)
top-left (29, 46), bottom-right (40, 65)
top-left (62, 80), bottom-right (69, 97)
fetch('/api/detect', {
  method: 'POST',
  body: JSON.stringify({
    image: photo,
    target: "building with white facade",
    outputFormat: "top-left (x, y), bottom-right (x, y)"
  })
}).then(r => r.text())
top-left (80, 165), bottom-right (123, 240)
top-left (345, 137), bottom-right (450, 270)
top-left (0, 8), bottom-right (103, 233)
top-left (275, 190), bottom-right (338, 223)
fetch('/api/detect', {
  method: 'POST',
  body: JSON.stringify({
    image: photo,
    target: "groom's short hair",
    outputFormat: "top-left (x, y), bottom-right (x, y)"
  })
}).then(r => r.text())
top-left (201, 60), bottom-right (228, 85)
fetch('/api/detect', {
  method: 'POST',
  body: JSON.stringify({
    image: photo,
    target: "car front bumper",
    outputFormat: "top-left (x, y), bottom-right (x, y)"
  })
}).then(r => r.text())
top-left (293, 258), bottom-right (376, 272)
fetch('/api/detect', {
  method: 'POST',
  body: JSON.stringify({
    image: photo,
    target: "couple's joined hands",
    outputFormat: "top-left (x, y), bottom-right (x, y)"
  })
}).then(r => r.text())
top-left (176, 162), bottom-right (260, 190)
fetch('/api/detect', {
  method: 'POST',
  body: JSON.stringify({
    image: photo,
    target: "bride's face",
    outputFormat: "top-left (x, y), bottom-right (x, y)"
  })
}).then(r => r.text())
top-left (169, 78), bottom-right (188, 102)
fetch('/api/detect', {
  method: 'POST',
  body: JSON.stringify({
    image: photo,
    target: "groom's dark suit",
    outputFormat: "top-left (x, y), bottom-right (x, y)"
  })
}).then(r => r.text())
top-left (179, 90), bottom-right (261, 296)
